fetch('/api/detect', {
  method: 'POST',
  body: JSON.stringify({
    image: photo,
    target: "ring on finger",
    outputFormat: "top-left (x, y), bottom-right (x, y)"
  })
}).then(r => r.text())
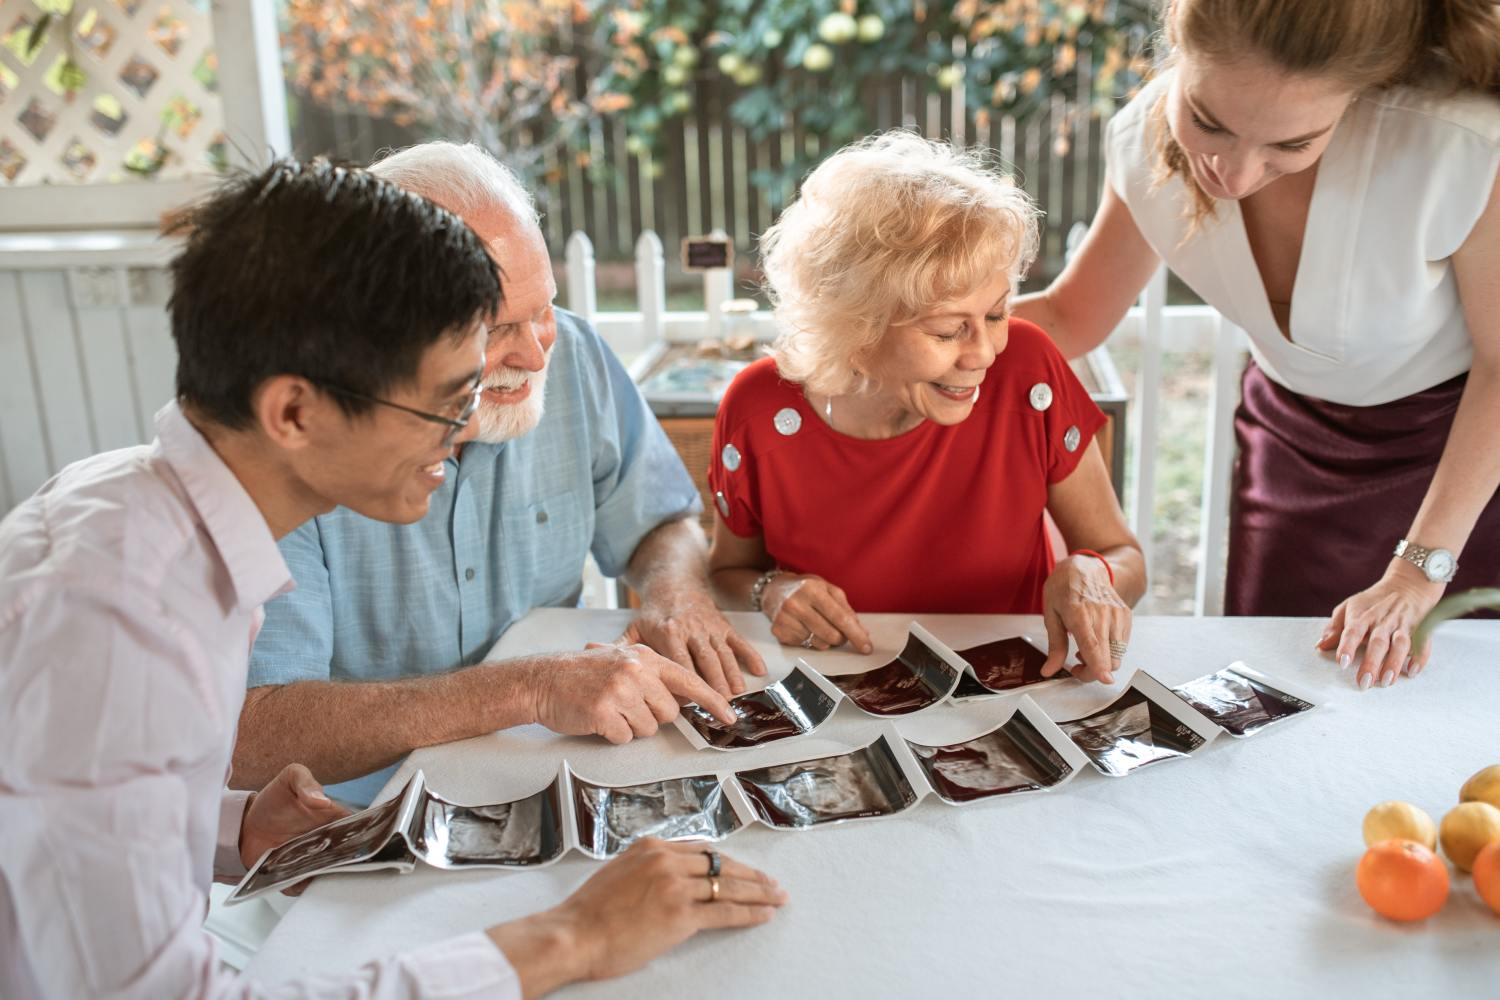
top-left (702, 849), bottom-right (721, 878)
top-left (800, 630), bottom-right (815, 649)
top-left (708, 876), bottom-right (721, 902)
top-left (1108, 639), bottom-right (1128, 660)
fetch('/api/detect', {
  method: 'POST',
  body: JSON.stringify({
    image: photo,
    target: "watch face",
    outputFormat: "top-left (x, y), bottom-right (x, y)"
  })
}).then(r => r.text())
top-left (1425, 549), bottom-right (1456, 581)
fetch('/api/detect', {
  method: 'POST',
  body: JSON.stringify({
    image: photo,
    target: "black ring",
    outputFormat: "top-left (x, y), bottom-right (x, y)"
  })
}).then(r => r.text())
top-left (704, 849), bottom-right (721, 877)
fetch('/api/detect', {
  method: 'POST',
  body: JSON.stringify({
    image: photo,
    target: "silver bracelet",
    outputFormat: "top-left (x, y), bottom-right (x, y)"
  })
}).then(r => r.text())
top-left (749, 568), bottom-right (785, 612)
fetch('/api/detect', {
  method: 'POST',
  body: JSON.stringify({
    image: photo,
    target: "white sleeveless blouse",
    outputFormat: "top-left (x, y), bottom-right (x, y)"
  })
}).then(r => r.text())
top-left (1105, 71), bottom-right (1500, 406)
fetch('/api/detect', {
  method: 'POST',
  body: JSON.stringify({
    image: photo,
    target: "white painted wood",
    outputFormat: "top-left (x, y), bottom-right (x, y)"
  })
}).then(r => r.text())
top-left (634, 230), bottom-right (667, 350)
top-left (123, 270), bottom-right (178, 434)
top-left (564, 230), bottom-right (597, 323)
top-left (1128, 264), bottom-right (1168, 614)
top-left (1194, 315), bottom-right (1247, 617)
top-left (0, 232), bottom-right (181, 268)
top-left (210, 0), bottom-right (292, 168)
top-left (700, 228), bottom-right (732, 340)
top-left (68, 268), bottom-right (148, 449)
top-left (18, 271), bottom-right (96, 469)
top-left (0, 0), bottom-right (227, 228)
top-left (0, 272), bottom-right (53, 506)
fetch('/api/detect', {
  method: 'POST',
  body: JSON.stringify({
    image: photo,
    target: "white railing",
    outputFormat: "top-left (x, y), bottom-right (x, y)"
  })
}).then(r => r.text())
top-left (0, 227), bottom-right (1244, 614)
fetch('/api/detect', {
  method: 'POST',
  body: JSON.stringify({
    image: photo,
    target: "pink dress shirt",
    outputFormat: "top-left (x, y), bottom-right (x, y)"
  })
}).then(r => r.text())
top-left (0, 402), bottom-right (520, 999)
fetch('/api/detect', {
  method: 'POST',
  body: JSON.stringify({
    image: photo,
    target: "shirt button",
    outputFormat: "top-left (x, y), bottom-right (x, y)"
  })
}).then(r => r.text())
top-left (1029, 382), bottom-right (1054, 411)
top-left (536, 510), bottom-right (549, 524)
top-left (465, 567), bottom-right (476, 581)
top-left (773, 407), bottom-right (802, 436)
top-left (1064, 425), bottom-right (1081, 452)
top-left (721, 443), bottom-right (742, 471)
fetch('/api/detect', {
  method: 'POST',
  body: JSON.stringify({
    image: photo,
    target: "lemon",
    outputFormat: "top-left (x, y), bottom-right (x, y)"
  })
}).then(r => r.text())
top-left (1439, 801), bottom-right (1500, 872)
top-left (1460, 765), bottom-right (1500, 810)
top-left (1363, 801), bottom-right (1437, 850)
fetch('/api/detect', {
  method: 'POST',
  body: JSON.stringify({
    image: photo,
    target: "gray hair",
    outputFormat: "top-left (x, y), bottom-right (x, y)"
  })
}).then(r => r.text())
top-left (368, 141), bottom-right (538, 223)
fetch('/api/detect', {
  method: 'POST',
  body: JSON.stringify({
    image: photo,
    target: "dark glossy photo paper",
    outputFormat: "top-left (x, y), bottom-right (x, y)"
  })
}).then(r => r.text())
top-left (233, 790), bottom-right (410, 898)
top-left (416, 783), bottom-right (566, 869)
top-left (734, 735), bottom-right (919, 828)
top-left (909, 708), bottom-right (1079, 803)
top-left (1171, 663), bottom-right (1315, 738)
top-left (675, 665), bottom-right (838, 749)
top-left (950, 635), bottom-right (1058, 699)
top-left (572, 772), bottom-right (742, 859)
top-left (1058, 675), bottom-right (1219, 777)
top-left (826, 625), bottom-right (964, 716)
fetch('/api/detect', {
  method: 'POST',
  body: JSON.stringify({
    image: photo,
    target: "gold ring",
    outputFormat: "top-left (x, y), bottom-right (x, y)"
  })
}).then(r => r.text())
top-left (708, 876), bottom-right (721, 902)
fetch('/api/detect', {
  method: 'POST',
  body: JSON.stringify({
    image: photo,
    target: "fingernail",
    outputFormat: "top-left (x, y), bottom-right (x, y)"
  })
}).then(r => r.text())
top-left (1412, 661), bottom-right (1425, 676)
top-left (862, 644), bottom-right (873, 654)
top-left (1358, 672), bottom-right (1372, 691)
top-left (308, 790), bottom-right (331, 804)
top-left (1339, 654), bottom-right (1351, 670)
top-left (1381, 669), bottom-right (1395, 688)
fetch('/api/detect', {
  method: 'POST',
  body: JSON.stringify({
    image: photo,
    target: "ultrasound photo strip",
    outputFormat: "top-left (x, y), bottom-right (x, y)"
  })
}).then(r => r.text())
top-left (674, 625), bottom-right (974, 752)
top-left (229, 763), bottom-right (754, 904)
top-left (1057, 671), bottom-right (1224, 777)
top-left (731, 696), bottom-right (1090, 830)
top-left (231, 665), bottom-right (1321, 901)
top-left (1169, 662), bottom-right (1317, 738)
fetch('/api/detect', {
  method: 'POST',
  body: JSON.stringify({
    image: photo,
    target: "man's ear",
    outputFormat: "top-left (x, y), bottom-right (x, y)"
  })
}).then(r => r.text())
top-left (251, 375), bottom-right (322, 450)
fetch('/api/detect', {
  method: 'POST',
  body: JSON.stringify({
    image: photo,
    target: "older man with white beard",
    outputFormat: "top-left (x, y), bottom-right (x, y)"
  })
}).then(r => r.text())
top-left (235, 142), bottom-right (763, 805)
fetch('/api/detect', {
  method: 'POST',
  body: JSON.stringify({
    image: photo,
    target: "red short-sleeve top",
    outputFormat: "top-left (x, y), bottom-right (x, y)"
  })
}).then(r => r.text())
top-left (708, 319), bottom-right (1105, 614)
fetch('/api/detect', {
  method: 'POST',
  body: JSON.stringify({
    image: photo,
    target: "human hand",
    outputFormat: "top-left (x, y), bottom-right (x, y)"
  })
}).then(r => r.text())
top-left (524, 643), bottom-right (736, 744)
top-left (1316, 559), bottom-right (1442, 689)
top-left (1040, 553), bottom-right (1131, 684)
top-left (761, 574), bottom-right (873, 654)
top-left (626, 590), bottom-right (768, 698)
top-left (238, 763), bottom-right (349, 879)
top-left (495, 839), bottom-right (786, 993)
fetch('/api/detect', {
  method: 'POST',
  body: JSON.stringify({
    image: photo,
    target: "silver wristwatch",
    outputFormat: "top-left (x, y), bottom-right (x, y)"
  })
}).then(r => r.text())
top-left (1394, 539), bottom-right (1458, 583)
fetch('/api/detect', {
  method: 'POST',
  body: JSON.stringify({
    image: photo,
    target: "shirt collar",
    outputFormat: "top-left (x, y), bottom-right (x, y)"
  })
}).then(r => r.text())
top-left (155, 400), bottom-right (294, 613)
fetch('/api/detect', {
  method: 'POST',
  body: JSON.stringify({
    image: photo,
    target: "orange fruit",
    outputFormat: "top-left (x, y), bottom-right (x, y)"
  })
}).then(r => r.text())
top-left (1355, 839), bottom-right (1450, 922)
top-left (1474, 841), bottom-right (1500, 917)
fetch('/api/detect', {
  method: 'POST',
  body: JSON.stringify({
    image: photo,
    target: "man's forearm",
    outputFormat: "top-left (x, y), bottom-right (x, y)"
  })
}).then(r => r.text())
top-left (623, 516), bottom-right (712, 608)
top-left (231, 658), bottom-right (543, 790)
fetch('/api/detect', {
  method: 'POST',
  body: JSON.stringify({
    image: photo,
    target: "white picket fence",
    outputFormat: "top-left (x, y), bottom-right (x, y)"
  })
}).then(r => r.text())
top-left (0, 227), bottom-right (1246, 614)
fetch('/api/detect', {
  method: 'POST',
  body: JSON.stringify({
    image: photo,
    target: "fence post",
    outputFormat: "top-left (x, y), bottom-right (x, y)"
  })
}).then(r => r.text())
top-left (210, 0), bottom-right (292, 168)
top-left (1194, 315), bottom-right (1245, 616)
top-left (702, 227), bottom-right (732, 338)
top-left (564, 231), bottom-right (597, 324)
top-left (635, 230), bottom-right (667, 343)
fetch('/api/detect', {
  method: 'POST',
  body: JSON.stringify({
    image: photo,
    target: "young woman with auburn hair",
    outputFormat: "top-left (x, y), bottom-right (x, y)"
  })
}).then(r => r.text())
top-left (1014, 0), bottom-right (1500, 691)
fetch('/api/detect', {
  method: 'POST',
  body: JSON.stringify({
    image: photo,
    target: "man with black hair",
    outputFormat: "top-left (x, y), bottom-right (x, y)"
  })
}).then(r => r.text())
top-left (0, 159), bottom-right (782, 999)
top-left (238, 141), bottom-right (767, 806)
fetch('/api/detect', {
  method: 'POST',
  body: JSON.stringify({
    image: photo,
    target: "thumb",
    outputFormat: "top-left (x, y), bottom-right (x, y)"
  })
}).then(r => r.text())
top-left (1040, 608), bottom-right (1069, 677)
top-left (287, 763), bottom-right (332, 807)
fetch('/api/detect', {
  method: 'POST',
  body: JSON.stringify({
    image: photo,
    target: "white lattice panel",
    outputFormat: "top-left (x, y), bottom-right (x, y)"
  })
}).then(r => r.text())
top-left (0, 0), bottom-right (225, 186)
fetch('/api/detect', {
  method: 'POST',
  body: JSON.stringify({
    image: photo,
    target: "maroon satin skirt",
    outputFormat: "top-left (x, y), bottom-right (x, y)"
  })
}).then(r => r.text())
top-left (1225, 360), bottom-right (1500, 617)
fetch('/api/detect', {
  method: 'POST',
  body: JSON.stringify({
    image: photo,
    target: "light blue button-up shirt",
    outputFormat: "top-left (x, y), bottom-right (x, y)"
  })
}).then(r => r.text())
top-left (247, 309), bottom-right (700, 804)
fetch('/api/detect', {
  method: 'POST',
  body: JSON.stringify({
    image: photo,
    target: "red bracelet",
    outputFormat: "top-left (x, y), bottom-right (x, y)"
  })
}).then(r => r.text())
top-left (1070, 549), bottom-right (1115, 586)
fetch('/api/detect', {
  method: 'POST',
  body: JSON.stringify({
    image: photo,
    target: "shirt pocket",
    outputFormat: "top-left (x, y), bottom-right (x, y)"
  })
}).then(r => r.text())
top-left (499, 489), bottom-right (593, 609)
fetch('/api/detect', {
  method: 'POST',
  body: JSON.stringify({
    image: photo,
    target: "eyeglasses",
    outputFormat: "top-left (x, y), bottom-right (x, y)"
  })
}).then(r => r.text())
top-left (312, 379), bottom-right (483, 448)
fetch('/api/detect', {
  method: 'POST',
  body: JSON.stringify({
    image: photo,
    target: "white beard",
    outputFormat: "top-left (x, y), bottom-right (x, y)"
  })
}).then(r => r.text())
top-left (472, 360), bottom-right (549, 443)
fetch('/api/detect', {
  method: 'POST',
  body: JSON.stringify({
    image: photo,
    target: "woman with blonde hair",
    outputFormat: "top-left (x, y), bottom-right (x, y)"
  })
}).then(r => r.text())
top-left (708, 132), bottom-right (1145, 683)
top-left (1014, 0), bottom-right (1500, 691)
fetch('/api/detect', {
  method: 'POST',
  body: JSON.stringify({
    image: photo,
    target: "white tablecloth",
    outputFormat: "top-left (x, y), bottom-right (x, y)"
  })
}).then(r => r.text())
top-left (249, 611), bottom-right (1500, 998)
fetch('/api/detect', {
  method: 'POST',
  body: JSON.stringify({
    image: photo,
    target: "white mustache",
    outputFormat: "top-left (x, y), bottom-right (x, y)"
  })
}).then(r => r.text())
top-left (485, 370), bottom-right (532, 391)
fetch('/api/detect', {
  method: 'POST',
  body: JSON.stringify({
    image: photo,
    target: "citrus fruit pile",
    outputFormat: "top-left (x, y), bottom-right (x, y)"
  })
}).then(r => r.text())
top-left (1356, 764), bottom-right (1500, 922)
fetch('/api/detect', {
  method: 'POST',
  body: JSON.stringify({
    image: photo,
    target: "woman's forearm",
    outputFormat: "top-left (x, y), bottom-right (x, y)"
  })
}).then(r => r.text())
top-left (1403, 359), bottom-right (1500, 557)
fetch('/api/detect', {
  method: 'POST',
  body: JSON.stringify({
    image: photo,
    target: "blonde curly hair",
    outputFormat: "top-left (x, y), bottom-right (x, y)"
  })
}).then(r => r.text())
top-left (761, 130), bottom-right (1040, 396)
